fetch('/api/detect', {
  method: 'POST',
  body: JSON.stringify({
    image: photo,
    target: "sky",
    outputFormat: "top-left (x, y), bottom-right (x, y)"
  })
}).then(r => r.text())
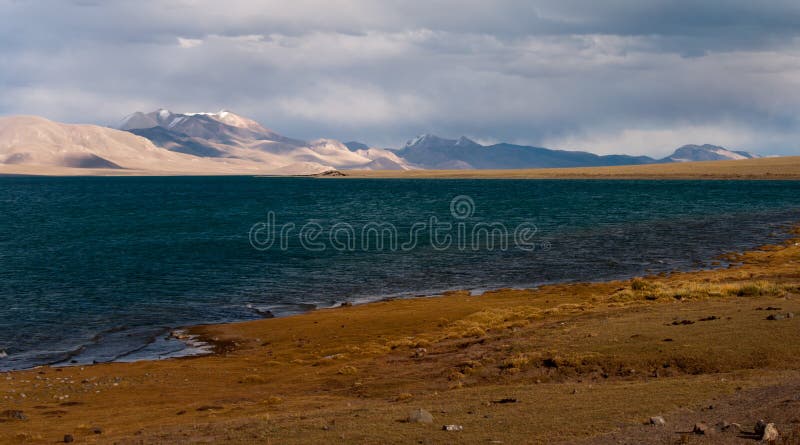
top-left (3, 0), bottom-right (800, 157)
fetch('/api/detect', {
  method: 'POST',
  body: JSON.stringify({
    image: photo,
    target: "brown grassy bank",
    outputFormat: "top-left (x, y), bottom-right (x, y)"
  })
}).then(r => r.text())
top-left (1, 230), bottom-right (800, 444)
top-left (344, 156), bottom-right (800, 180)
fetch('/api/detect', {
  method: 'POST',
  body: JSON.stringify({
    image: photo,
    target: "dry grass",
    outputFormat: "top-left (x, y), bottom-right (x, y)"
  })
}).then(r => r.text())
top-left (611, 278), bottom-right (795, 303)
top-left (343, 156), bottom-right (800, 180)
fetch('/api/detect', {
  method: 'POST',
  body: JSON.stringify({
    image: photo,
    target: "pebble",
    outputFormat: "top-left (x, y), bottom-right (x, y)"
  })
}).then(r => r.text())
top-left (442, 424), bottom-right (463, 431)
top-left (649, 416), bottom-right (666, 426)
top-left (407, 408), bottom-right (433, 424)
top-left (693, 422), bottom-right (712, 435)
top-left (761, 423), bottom-right (780, 442)
top-left (491, 398), bottom-right (518, 404)
top-left (63, 434), bottom-right (74, 443)
top-left (1, 410), bottom-right (27, 420)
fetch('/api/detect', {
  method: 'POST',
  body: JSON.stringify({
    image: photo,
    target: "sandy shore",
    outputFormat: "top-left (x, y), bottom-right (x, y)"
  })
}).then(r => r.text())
top-left (2, 229), bottom-right (800, 443)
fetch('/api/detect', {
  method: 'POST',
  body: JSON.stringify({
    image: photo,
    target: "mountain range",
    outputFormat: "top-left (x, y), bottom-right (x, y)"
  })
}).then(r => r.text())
top-left (119, 109), bottom-right (412, 172)
top-left (392, 136), bottom-right (761, 169)
top-left (0, 109), bottom-right (760, 175)
top-left (0, 115), bottom-right (338, 175)
top-left (393, 134), bottom-right (659, 169)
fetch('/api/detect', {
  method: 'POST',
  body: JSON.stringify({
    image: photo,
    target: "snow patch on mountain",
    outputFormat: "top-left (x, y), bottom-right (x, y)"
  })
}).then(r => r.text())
top-left (662, 144), bottom-right (758, 163)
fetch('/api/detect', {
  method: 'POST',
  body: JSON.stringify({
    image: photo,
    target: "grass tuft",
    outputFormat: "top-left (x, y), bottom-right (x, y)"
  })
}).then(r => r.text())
top-left (337, 365), bottom-right (358, 375)
top-left (238, 375), bottom-right (268, 384)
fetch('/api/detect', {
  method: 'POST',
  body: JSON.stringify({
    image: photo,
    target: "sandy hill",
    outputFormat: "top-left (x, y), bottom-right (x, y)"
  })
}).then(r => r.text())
top-left (0, 116), bottom-right (334, 175)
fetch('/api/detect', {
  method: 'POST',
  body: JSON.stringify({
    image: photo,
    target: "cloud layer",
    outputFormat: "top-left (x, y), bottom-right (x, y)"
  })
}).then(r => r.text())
top-left (2, 0), bottom-right (800, 156)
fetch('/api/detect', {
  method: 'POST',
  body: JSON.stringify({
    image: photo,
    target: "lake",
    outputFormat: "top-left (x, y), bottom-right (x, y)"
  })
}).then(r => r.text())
top-left (1, 177), bottom-right (799, 370)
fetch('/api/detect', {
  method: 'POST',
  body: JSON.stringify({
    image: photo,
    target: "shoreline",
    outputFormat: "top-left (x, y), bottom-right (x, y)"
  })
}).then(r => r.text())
top-left (179, 253), bottom-right (748, 361)
top-left (5, 221), bottom-right (788, 373)
top-left (1, 155), bottom-right (800, 179)
top-left (48, 223), bottom-right (797, 366)
top-left (2, 227), bottom-right (799, 443)
top-left (6, 254), bottom-right (745, 372)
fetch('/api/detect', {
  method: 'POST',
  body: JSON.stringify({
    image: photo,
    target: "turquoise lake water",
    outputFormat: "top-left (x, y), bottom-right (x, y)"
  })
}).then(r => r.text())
top-left (1, 177), bottom-right (799, 370)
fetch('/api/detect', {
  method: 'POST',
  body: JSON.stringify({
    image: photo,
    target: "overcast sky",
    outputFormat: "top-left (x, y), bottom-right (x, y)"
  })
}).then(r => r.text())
top-left (3, 0), bottom-right (800, 156)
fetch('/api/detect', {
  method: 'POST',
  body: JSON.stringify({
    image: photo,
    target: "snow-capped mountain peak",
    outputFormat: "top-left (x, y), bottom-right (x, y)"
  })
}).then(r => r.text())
top-left (182, 110), bottom-right (264, 131)
top-left (120, 109), bottom-right (272, 135)
top-left (404, 134), bottom-right (481, 150)
top-left (662, 144), bottom-right (758, 163)
top-left (405, 134), bottom-right (455, 149)
top-left (405, 134), bottom-right (434, 147)
top-left (215, 111), bottom-right (271, 134)
top-left (455, 136), bottom-right (479, 147)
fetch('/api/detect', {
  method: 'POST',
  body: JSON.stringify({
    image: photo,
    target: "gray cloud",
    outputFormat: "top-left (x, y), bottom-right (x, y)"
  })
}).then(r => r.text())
top-left (2, 0), bottom-right (800, 156)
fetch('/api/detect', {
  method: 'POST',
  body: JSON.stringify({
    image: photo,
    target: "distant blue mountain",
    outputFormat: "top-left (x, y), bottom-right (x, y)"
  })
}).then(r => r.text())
top-left (388, 135), bottom-right (760, 169)
top-left (393, 134), bottom-right (655, 169)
